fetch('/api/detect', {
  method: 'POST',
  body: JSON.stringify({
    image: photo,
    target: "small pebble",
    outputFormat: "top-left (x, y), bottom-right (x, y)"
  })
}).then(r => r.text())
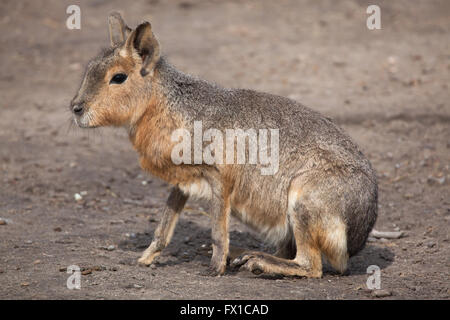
top-left (107, 245), bottom-right (115, 251)
top-left (427, 176), bottom-right (446, 186)
top-left (0, 218), bottom-right (6, 225)
top-left (425, 241), bottom-right (436, 248)
top-left (74, 193), bottom-right (82, 201)
top-left (387, 56), bottom-right (397, 65)
top-left (371, 289), bottom-right (392, 298)
top-left (68, 63), bottom-right (81, 71)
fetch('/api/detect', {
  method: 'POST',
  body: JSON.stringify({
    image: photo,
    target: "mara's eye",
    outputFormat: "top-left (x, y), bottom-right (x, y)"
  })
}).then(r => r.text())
top-left (110, 73), bottom-right (127, 84)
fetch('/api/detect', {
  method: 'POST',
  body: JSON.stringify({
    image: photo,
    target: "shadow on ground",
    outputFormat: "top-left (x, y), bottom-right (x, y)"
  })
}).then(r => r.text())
top-left (118, 219), bottom-right (394, 277)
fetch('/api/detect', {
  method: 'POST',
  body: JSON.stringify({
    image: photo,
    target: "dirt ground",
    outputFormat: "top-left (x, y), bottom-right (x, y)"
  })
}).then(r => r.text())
top-left (0, 0), bottom-right (449, 300)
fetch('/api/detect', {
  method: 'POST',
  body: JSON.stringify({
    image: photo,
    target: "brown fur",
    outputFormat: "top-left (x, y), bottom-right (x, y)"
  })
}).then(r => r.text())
top-left (70, 12), bottom-right (378, 278)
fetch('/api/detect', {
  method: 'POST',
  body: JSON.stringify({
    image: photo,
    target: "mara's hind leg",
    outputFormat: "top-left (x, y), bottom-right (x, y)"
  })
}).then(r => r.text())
top-left (317, 215), bottom-right (350, 274)
top-left (231, 203), bottom-right (349, 278)
top-left (227, 226), bottom-right (295, 263)
top-left (231, 238), bottom-right (322, 278)
top-left (231, 219), bottom-right (323, 278)
top-left (226, 242), bottom-right (294, 265)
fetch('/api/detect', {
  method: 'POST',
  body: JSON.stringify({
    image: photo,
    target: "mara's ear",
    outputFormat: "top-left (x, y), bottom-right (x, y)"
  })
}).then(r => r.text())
top-left (125, 22), bottom-right (160, 77)
top-left (108, 11), bottom-right (131, 47)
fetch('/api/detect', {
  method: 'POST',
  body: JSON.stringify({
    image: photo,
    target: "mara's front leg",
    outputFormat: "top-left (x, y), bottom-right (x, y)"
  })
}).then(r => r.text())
top-left (206, 186), bottom-right (231, 276)
top-left (138, 187), bottom-right (188, 265)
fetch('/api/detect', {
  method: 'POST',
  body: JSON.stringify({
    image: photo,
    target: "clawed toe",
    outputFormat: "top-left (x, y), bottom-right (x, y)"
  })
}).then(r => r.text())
top-left (242, 260), bottom-right (264, 275)
top-left (231, 254), bottom-right (265, 275)
top-left (231, 255), bottom-right (251, 268)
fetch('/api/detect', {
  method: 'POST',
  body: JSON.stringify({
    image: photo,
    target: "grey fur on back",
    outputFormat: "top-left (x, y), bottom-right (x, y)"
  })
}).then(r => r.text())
top-left (155, 57), bottom-right (378, 256)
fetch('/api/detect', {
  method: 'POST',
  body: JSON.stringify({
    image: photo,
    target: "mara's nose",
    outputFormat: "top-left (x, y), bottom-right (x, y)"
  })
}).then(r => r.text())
top-left (72, 104), bottom-right (84, 116)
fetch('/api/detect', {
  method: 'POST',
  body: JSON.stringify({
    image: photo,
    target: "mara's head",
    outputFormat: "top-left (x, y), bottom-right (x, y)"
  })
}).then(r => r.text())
top-left (70, 12), bottom-right (160, 128)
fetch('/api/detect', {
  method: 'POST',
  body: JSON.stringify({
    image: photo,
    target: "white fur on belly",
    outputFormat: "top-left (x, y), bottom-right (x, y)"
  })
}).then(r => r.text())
top-left (261, 219), bottom-right (289, 246)
top-left (179, 179), bottom-right (212, 200)
top-left (232, 205), bottom-right (289, 246)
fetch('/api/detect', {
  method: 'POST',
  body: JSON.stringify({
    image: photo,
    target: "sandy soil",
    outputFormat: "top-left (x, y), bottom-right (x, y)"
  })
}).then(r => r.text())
top-left (0, 0), bottom-right (449, 299)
